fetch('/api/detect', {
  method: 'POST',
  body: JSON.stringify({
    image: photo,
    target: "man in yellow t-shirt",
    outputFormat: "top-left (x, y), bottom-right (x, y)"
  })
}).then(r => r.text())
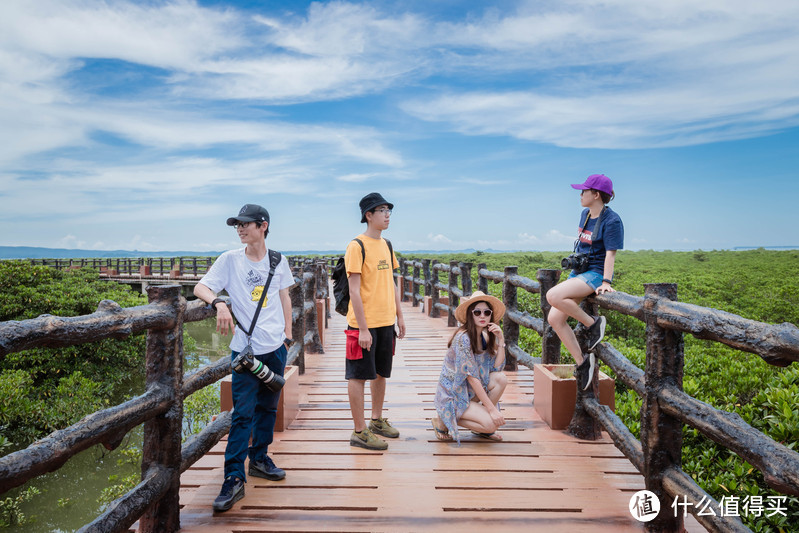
top-left (345, 192), bottom-right (406, 450)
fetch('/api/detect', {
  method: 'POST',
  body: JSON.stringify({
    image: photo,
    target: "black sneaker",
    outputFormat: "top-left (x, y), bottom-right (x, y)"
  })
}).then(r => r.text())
top-left (579, 353), bottom-right (597, 391)
top-left (213, 476), bottom-right (244, 512)
top-left (586, 315), bottom-right (606, 351)
top-left (249, 456), bottom-right (286, 481)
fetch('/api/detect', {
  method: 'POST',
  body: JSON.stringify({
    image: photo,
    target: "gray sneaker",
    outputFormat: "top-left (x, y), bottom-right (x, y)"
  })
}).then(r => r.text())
top-left (579, 352), bottom-right (597, 391)
top-left (369, 417), bottom-right (400, 438)
top-left (213, 476), bottom-right (244, 512)
top-left (586, 315), bottom-right (606, 351)
top-left (350, 428), bottom-right (388, 450)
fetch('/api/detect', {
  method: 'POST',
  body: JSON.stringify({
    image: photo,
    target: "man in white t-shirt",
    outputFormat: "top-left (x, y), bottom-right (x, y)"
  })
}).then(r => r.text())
top-left (194, 204), bottom-right (295, 513)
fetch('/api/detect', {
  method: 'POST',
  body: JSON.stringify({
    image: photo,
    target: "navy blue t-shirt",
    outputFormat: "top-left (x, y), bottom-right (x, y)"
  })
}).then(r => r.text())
top-left (574, 207), bottom-right (624, 273)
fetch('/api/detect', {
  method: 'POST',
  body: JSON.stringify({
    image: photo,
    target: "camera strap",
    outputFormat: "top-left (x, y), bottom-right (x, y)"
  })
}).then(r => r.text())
top-left (573, 206), bottom-right (606, 255)
top-left (234, 249), bottom-right (283, 342)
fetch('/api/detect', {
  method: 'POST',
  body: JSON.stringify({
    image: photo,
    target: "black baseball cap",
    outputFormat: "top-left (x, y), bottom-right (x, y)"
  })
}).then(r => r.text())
top-left (226, 204), bottom-right (270, 226)
top-left (359, 192), bottom-right (394, 223)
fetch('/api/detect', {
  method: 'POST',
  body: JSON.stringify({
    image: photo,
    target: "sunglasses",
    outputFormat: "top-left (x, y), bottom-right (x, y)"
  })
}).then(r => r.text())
top-left (472, 308), bottom-right (492, 317)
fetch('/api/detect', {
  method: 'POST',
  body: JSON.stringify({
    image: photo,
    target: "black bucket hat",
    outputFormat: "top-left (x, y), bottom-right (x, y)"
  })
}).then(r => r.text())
top-left (226, 204), bottom-right (270, 226)
top-left (359, 192), bottom-right (394, 223)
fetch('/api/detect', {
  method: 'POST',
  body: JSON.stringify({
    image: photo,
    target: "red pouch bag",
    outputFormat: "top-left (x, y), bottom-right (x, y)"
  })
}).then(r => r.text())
top-left (345, 329), bottom-right (363, 360)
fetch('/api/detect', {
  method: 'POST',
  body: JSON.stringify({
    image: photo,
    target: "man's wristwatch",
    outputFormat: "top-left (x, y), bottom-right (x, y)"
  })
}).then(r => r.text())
top-left (284, 337), bottom-right (295, 347)
top-left (210, 297), bottom-right (226, 309)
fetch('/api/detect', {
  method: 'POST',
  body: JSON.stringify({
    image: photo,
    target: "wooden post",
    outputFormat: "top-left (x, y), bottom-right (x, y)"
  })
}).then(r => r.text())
top-left (422, 259), bottom-right (432, 298)
top-left (400, 259), bottom-right (410, 303)
top-left (642, 283), bottom-right (685, 532)
top-left (139, 285), bottom-right (184, 532)
top-left (447, 260), bottom-right (459, 327)
top-left (460, 262), bottom-right (473, 298)
top-left (412, 261), bottom-right (420, 307)
top-left (502, 266), bottom-right (519, 370)
top-left (316, 261), bottom-right (330, 328)
top-left (537, 269), bottom-right (562, 364)
top-left (303, 266), bottom-right (323, 354)
top-left (430, 261), bottom-right (441, 318)
top-left (477, 262), bottom-right (488, 294)
top-left (290, 278), bottom-right (305, 374)
top-left (567, 297), bottom-right (603, 439)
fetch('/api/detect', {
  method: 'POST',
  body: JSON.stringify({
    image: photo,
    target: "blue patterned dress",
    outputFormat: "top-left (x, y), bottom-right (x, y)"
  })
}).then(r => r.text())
top-left (434, 331), bottom-right (500, 443)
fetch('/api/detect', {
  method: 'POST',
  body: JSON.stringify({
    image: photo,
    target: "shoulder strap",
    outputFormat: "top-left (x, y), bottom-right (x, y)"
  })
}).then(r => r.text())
top-left (353, 238), bottom-right (365, 262)
top-left (385, 239), bottom-right (394, 267)
top-left (349, 237), bottom-right (391, 267)
top-left (589, 207), bottom-right (606, 243)
top-left (591, 206), bottom-right (607, 241)
top-left (268, 249), bottom-right (282, 269)
top-left (235, 249), bottom-right (282, 338)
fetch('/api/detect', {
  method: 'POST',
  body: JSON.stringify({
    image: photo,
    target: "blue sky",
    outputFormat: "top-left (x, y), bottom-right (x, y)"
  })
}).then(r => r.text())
top-left (1, 0), bottom-right (798, 253)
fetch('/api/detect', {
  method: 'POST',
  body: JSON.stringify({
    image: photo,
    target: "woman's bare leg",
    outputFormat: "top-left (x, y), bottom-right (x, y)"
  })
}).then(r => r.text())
top-left (457, 402), bottom-right (499, 434)
top-left (487, 372), bottom-right (507, 405)
top-left (546, 278), bottom-right (596, 364)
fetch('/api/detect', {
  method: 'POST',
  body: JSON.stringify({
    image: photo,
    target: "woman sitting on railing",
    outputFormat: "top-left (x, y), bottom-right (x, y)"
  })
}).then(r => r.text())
top-left (546, 174), bottom-right (624, 391)
top-left (432, 292), bottom-right (508, 443)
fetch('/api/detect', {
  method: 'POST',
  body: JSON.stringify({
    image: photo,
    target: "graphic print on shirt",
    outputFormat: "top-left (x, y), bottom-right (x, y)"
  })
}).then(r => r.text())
top-left (245, 269), bottom-right (268, 308)
top-left (578, 226), bottom-right (593, 245)
top-left (377, 258), bottom-right (390, 270)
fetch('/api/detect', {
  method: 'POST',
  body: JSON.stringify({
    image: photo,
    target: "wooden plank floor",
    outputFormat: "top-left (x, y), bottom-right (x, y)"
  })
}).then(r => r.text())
top-left (177, 298), bottom-right (703, 532)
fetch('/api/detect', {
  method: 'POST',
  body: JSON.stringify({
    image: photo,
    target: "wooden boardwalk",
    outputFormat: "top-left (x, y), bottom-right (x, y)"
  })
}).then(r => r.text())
top-left (177, 299), bottom-right (702, 532)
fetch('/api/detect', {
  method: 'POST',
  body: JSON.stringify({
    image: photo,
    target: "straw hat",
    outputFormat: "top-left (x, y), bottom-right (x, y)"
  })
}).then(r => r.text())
top-left (454, 291), bottom-right (506, 325)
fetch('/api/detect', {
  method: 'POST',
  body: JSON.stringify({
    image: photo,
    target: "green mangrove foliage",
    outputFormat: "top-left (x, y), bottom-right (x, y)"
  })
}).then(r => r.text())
top-left (0, 261), bottom-right (148, 446)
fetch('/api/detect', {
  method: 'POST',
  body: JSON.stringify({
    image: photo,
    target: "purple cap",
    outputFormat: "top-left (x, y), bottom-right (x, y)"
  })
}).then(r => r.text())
top-left (570, 174), bottom-right (613, 196)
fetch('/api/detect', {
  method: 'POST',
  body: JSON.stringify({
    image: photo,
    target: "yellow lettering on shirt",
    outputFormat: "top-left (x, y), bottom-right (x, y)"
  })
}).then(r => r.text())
top-left (251, 286), bottom-right (268, 307)
top-left (377, 259), bottom-right (389, 270)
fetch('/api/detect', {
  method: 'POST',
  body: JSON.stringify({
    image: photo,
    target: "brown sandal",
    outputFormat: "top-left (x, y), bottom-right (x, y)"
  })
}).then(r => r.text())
top-left (431, 417), bottom-right (453, 441)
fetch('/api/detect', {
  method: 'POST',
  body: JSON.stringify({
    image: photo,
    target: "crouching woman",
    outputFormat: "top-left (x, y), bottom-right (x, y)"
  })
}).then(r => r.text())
top-left (432, 292), bottom-right (508, 443)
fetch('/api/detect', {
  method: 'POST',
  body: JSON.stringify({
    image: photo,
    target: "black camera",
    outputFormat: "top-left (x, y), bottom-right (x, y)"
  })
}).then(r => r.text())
top-left (232, 345), bottom-right (285, 392)
top-left (561, 253), bottom-right (589, 273)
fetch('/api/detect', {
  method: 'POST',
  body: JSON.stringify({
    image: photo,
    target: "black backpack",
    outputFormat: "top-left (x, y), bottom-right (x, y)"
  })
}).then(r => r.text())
top-left (332, 238), bottom-right (393, 316)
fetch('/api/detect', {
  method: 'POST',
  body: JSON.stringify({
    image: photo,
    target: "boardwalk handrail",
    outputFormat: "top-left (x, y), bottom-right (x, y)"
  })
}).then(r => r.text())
top-left (0, 260), bottom-right (330, 533)
top-left (19, 255), bottom-right (340, 282)
top-left (395, 256), bottom-right (799, 533)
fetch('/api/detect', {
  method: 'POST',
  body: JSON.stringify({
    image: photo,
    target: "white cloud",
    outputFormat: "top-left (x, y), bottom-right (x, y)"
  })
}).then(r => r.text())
top-left (427, 233), bottom-right (452, 243)
top-left (458, 177), bottom-right (508, 186)
top-left (57, 235), bottom-right (87, 249)
top-left (4, 0), bottom-right (798, 156)
top-left (403, 0), bottom-right (799, 148)
top-left (0, 0), bottom-right (242, 69)
top-left (337, 173), bottom-right (376, 183)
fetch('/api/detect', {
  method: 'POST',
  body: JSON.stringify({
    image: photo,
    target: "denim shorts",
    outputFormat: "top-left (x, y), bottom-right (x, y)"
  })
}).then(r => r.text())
top-left (567, 269), bottom-right (605, 290)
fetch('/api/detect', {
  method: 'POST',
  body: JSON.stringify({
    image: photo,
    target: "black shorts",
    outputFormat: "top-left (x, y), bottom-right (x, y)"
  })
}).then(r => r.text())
top-left (345, 325), bottom-right (396, 380)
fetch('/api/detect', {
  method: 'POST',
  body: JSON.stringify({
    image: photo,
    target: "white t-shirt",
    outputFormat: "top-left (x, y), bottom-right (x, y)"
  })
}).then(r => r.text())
top-left (199, 248), bottom-right (295, 354)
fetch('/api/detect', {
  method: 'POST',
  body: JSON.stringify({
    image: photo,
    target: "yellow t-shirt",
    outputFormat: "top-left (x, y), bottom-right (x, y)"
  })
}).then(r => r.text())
top-left (345, 234), bottom-right (399, 328)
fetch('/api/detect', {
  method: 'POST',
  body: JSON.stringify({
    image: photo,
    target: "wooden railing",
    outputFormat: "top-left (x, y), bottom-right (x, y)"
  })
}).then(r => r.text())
top-left (26, 257), bottom-right (215, 277)
top-left (395, 256), bottom-right (799, 533)
top-left (0, 260), bottom-right (330, 533)
top-left (23, 255), bottom-right (337, 279)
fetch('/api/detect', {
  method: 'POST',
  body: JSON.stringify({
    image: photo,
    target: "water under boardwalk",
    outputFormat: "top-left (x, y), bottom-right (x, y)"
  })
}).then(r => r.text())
top-left (176, 299), bottom-right (704, 532)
